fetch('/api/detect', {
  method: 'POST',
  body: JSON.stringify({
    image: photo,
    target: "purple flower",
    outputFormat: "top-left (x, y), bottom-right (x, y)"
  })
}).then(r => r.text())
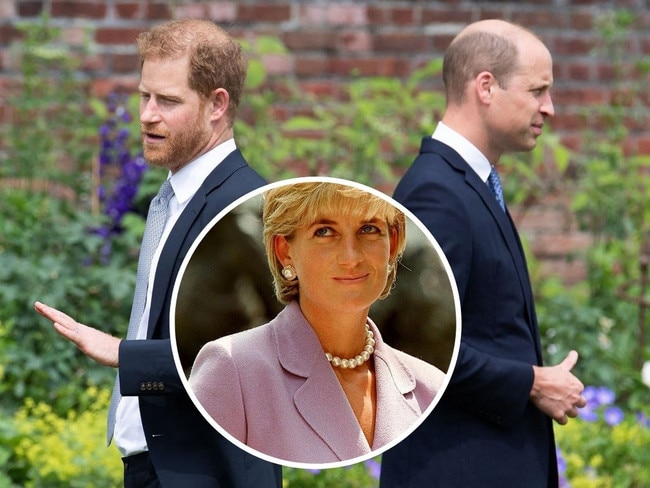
top-left (583, 385), bottom-right (598, 403)
top-left (556, 447), bottom-right (566, 473)
top-left (556, 447), bottom-right (571, 488)
top-left (107, 92), bottom-right (118, 112)
top-left (365, 458), bottom-right (381, 479)
top-left (91, 93), bottom-right (148, 261)
top-left (579, 385), bottom-right (621, 423)
top-left (637, 412), bottom-right (650, 428)
top-left (603, 406), bottom-right (624, 426)
top-left (578, 406), bottom-right (599, 423)
top-left (594, 387), bottom-right (615, 406)
top-left (118, 106), bottom-right (132, 123)
top-left (582, 385), bottom-right (615, 411)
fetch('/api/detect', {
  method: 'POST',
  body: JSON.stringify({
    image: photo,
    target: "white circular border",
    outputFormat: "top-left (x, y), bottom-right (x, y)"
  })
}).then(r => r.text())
top-left (170, 175), bottom-right (462, 470)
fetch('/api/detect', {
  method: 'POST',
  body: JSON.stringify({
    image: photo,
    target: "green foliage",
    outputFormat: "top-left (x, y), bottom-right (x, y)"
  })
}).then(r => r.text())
top-left (572, 8), bottom-right (650, 249)
top-left (0, 188), bottom-right (136, 414)
top-left (236, 46), bottom-right (445, 187)
top-left (533, 12), bottom-right (650, 486)
top-left (501, 131), bottom-right (572, 209)
top-left (0, 18), bottom-right (143, 421)
top-left (560, 8), bottom-right (650, 405)
top-left (283, 459), bottom-right (380, 488)
top-left (536, 283), bottom-right (650, 410)
top-left (1, 14), bottom-right (99, 194)
top-left (0, 411), bottom-right (20, 487)
top-left (233, 35), bottom-right (296, 181)
top-left (556, 409), bottom-right (650, 487)
top-left (240, 35), bottom-right (289, 91)
top-left (9, 388), bottom-right (122, 487)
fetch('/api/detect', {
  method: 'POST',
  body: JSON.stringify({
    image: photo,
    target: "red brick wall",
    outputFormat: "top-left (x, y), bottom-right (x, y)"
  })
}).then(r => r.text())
top-left (1, 0), bottom-right (649, 285)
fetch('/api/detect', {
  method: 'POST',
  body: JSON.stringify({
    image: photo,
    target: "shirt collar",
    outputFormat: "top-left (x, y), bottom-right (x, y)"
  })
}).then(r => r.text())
top-left (432, 122), bottom-right (492, 182)
top-left (168, 138), bottom-right (237, 205)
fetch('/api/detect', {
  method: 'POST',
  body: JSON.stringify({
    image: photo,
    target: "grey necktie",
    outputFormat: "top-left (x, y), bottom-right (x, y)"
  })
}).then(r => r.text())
top-left (106, 179), bottom-right (174, 445)
top-left (487, 166), bottom-right (506, 212)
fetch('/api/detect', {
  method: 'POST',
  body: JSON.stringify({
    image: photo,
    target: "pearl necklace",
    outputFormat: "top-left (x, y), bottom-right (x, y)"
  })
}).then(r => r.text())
top-left (325, 324), bottom-right (375, 369)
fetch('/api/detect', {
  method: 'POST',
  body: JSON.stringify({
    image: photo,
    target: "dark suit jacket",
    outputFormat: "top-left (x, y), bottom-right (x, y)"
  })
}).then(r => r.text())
top-left (118, 150), bottom-right (281, 488)
top-left (380, 138), bottom-right (557, 488)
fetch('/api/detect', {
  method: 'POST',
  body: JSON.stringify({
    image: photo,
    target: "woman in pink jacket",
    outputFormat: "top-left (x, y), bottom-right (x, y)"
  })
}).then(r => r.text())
top-left (189, 180), bottom-right (446, 465)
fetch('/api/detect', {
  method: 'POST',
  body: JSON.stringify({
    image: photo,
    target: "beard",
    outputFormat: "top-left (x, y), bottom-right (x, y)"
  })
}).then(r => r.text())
top-left (141, 114), bottom-right (211, 171)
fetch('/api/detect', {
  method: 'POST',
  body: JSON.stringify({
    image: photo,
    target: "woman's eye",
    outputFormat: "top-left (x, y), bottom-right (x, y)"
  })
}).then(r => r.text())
top-left (360, 224), bottom-right (380, 234)
top-left (314, 227), bottom-right (333, 237)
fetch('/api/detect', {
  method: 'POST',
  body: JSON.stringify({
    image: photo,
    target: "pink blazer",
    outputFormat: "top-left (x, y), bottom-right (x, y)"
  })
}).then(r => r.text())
top-left (189, 301), bottom-right (445, 464)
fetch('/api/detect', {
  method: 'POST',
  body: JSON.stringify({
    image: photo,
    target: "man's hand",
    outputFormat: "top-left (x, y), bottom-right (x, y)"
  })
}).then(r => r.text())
top-left (530, 350), bottom-right (586, 425)
top-left (34, 301), bottom-right (120, 368)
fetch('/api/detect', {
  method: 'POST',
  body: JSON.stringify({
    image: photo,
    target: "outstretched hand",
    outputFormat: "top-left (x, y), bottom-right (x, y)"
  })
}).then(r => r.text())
top-left (34, 301), bottom-right (121, 368)
top-left (530, 350), bottom-right (586, 425)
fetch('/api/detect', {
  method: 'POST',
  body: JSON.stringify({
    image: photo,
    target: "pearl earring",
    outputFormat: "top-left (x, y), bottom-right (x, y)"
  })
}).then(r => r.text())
top-left (281, 265), bottom-right (298, 281)
top-left (387, 262), bottom-right (394, 273)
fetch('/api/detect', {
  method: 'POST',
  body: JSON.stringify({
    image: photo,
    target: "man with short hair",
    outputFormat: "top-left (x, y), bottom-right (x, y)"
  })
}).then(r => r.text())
top-left (380, 19), bottom-right (586, 487)
top-left (35, 19), bottom-right (281, 488)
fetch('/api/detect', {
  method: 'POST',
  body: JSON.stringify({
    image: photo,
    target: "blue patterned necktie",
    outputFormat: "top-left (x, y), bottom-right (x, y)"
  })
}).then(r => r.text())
top-left (106, 179), bottom-right (174, 444)
top-left (487, 166), bottom-right (506, 212)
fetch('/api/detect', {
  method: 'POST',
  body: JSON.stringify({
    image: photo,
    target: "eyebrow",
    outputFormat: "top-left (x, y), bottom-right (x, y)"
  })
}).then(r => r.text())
top-left (308, 216), bottom-right (383, 227)
top-left (138, 84), bottom-right (183, 101)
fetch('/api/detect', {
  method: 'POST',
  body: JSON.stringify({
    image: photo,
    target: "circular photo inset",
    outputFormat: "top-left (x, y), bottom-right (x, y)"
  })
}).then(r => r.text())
top-left (170, 176), bottom-right (461, 469)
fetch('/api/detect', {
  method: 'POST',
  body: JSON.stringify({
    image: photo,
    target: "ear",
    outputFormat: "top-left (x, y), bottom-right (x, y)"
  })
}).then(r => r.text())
top-left (475, 71), bottom-right (496, 105)
top-left (209, 88), bottom-right (230, 122)
top-left (274, 235), bottom-right (293, 266)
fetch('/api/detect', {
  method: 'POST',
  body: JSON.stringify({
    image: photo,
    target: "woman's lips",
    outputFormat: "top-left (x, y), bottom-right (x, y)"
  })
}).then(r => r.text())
top-left (334, 273), bottom-right (369, 284)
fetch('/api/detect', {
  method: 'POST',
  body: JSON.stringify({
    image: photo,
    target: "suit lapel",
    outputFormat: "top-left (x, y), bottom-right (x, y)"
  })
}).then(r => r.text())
top-left (273, 303), bottom-right (369, 460)
top-left (372, 327), bottom-right (423, 447)
top-left (505, 211), bottom-right (544, 363)
top-left (147, 150), bottom-right (250, 339)
top-left (294, 359), bottom-right (369, 459)
top-left (434, 141), bottom-right (542, 360)
top-left (147, 192), bottom-right (206, 338)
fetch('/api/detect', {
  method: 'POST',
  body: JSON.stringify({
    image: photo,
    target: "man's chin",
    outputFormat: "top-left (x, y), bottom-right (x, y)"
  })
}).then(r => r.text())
top-left (143, 149), bottom-right (169, 168)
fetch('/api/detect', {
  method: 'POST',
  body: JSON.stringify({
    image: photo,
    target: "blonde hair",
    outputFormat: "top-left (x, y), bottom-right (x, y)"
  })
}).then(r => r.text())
top-left (263, 182), bottom-right (407, 304)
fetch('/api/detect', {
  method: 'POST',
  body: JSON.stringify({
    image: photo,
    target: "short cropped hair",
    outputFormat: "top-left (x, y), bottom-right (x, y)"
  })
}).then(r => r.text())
top-left (443, 30), bottom-right (520, 105)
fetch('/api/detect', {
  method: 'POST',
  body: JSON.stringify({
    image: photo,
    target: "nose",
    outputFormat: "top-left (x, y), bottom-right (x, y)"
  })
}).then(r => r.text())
top-left (338, 236), bottom-right (363, 266)
top-left (541, 92), bottom-right (554, 118)
top-left (139, 97), bottom-right (161, 124)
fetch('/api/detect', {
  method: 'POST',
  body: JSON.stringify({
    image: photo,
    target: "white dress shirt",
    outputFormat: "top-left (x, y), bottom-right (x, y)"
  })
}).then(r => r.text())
top-left (114, 139), bottom-right (237, 456)
top-left (432, 122), bottom-right (492, 183)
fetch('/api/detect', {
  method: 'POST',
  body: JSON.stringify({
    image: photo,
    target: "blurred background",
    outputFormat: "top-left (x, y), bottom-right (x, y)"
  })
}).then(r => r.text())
top-left (0, 1), bottom-right (649, 486)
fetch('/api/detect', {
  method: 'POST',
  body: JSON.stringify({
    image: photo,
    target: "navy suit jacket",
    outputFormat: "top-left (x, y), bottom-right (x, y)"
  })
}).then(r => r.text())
top-left (380, 138), bottom-right (557, 487)
top-left (118, 150), bottom-right (281, 487)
